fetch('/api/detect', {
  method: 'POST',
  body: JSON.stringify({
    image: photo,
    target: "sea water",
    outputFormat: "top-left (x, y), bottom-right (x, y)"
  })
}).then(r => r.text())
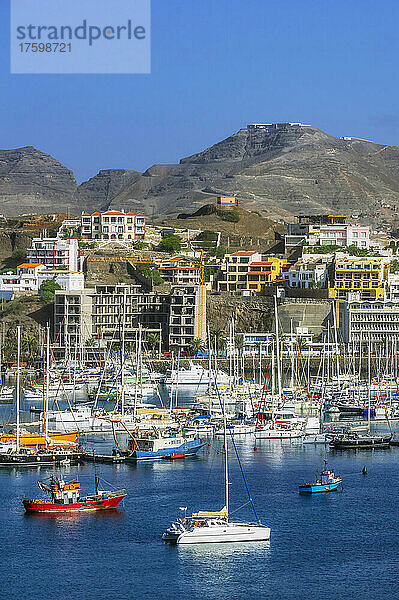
top-left (0, 390), bottom-right (398, 599)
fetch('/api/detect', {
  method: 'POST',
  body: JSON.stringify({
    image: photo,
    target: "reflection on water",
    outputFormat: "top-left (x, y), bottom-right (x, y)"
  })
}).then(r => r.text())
top-left (176, 540), bottom-right (271, 561)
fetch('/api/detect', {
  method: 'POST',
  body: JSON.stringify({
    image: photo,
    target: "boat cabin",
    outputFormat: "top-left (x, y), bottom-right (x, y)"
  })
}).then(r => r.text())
top-left (50, 478), bottom-right (81, 504)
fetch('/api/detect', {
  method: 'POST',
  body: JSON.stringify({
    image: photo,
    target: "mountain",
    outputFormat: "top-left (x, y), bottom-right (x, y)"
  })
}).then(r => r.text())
top-left (106, 123), bottom-right (399, 225)
top-left (2, 124), bottom-right (399, 226)
top-left (0, 146), bottom-right (78, 215)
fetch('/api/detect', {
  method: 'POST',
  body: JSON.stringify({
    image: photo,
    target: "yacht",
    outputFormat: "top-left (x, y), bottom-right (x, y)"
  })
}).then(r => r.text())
top-left (162, 383), bottom-right (270, 544)
top-left (164, 361), bottom-right (231, 386)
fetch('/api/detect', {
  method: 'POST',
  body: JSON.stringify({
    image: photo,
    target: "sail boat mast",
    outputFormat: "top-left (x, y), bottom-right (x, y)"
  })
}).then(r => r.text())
top-left (222, 383), bottom-right (229, 518)
top-left (16, 326), bottom-right (21, 452)
top-left (274, 296), bottom-right (282, 402)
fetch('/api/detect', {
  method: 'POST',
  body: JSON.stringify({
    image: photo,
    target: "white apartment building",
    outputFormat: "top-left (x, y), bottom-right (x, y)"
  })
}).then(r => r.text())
top-left (0, 263), bottom-right (84, 294)
top-left (27, 237), bottom-right (79, 271)
top-left (282, 258), bottom-right (330, 289)
top-left (339, 299), bottom-right (399, 348)
top-left (286, 216), bottom-right (370, 251)
top-left (386, 272), bottom-right (399, 301)
top-left (157, 257), bottom-right (200, 285)
top-left (81, 210), bottom-right (146, 242)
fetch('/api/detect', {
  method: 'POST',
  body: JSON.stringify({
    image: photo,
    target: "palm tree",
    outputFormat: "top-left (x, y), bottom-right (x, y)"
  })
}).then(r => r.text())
top-left (234, 334), bottom-right (244, 355)
top-left (146, 332), bottom-right (160, 356)
top-left (211, 328), bottom-right (226, 355)
top-left (189, 338), bottom-right (205, 357)
top-left (21, 334), bottom-right (39, 365)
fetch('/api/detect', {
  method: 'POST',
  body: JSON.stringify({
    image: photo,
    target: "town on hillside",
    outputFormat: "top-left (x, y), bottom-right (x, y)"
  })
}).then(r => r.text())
top-left (0, 196), bottom-right (398, 362)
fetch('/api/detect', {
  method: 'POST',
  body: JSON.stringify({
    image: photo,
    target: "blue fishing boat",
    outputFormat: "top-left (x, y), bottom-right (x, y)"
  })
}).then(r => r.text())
top-left (124, 431), bottom-right (207, 461)
top-left (299, 462), bottom-right (342, 494)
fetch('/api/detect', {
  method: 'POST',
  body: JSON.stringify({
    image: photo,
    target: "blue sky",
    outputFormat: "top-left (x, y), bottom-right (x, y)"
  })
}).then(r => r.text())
top-left (1, 0), bottom-right (399, 183)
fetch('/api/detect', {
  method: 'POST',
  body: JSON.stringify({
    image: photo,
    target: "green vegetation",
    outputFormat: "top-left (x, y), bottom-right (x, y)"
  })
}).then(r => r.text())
top-left (11, 248), bottom-right (27, 261)
top-left (0, 300), bottom-right (25, 317)
top-left (210, 328), bottom-right (226, 353)
top-left (189, 338), bottom-right (205, 356)
top-left (197, 230), bottom-right (218, 241)
top-left (217, 208), bottom-right (240, 223)
top-left (136, 265), bottom-right (164, 285)
top-left (146, 332), bottom-right (161, 354)
top-left (157, 234), bottom-right (182, 253)
top-left (390, 259), bottom-right (399, 273)
top-left (210, 245), bottom-right (226, 259)
top-left (305, 244), bottom-right (381, 257)
top-left (304, 244), bottom-right (340, 254)
top-left (40, 278), bottom-right (61, 304)
top-left (133, 241), bottom-right (149, 250)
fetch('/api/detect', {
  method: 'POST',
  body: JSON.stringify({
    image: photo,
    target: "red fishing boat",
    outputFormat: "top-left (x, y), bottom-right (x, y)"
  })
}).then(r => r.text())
top-left (23, 474), bottom-right (126, 514)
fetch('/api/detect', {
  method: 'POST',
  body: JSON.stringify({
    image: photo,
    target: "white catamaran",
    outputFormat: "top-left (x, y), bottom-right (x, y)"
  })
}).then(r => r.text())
top-left (162, 382), bottom-right (270, 544)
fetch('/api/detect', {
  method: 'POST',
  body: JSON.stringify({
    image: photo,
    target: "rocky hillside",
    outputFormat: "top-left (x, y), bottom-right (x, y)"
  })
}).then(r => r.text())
top-left (2, 123), bottom-right (399, 227)
top-left (0, 147), bottom-right (78, 216)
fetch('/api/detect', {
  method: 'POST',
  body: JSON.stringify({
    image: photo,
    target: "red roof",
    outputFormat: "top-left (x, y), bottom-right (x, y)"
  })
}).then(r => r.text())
top-left (81, 212), bottom-right (90, 216)
top-left (231, 251), bottom-right (258, 257)
top-left (102, 210), bottom-right (125, 215)
top-left (136, 213), bottom-right (145, 217)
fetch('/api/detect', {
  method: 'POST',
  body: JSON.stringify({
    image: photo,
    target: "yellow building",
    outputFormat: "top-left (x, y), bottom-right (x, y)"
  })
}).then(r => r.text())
top-left (329, 256), bottom-right (389, 300)
top-left (246, 258), bottom-right (289, 293)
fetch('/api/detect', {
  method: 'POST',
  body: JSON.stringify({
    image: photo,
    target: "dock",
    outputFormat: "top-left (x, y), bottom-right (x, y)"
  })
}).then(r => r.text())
top-left (83, 452), bottom-right (126, 464)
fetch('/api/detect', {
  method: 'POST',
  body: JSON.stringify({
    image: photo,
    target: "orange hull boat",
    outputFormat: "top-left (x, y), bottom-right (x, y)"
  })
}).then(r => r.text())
top-left (0, 431), bottom-right (79, 447)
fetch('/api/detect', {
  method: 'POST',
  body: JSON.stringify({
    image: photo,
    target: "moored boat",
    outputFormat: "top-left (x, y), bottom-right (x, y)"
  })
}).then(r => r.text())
top-left (23, 474), bottom-right (126, 513)
top-left (299, 462), bottom-right (342, 493)
top-left (330, 432), bottom-right (391, 450)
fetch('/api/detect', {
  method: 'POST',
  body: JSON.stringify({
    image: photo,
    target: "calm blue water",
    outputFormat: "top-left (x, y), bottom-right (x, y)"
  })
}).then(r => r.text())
top-left (0, 434), bottom-right (398, 600)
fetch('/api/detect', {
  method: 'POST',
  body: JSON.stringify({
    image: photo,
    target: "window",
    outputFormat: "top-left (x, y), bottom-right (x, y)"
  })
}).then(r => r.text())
top-left (111, 217), bottom-right (116, 223)
top-left (94, 217), bottom-right (100, 224)
top-left (103, 226), bottom-right (108, 233)
top-left (118, 226), bottom-right (123, 233)
top-left (127, 218), bottom-right (132, 223)
top-left (103, 217), bottom-right (109, 223)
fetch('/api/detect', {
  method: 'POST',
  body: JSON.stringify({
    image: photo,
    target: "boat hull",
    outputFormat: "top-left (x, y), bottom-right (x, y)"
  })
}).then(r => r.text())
top-left (164, 523), bottom-right (271, 544)
top-left (0, 452), bottom-right (83, 467)
top-left (330, 436), bottom-right (391, 450)
top-left (0, 431), bottom-right (79, 448)
top-left (127, 440), bottom-right (207, 461)
top-left (23, 494), bottom-right (126, 513)
top-left (299, 482), bottom-right (341, 493)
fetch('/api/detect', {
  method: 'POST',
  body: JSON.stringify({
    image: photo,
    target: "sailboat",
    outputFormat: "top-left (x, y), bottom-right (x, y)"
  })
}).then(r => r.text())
top-left (0, 327), bottom-right (82, 466)
top-left (162, 378), bottom-right (270, 544)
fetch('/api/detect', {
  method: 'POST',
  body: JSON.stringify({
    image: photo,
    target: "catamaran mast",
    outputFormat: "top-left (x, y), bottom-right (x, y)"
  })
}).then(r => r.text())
top-left (222, 385), bottom-right (229, 518)
top-left (16, 326), bottom-right (21, 452)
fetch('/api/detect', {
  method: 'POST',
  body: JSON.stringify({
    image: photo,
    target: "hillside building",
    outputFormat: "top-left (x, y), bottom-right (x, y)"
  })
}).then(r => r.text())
top-left (285, 215), bottom-right (370, 251)
top-left (339, 299), bottom-right (399, 349)
top-left (27, 237), bottom-right (79, 271)
top-left (80, 210), bottom-right (146, 242)
top-left (217, 252), bottom-right (262, 293)
top-left (54, 283), bottom-right (206, 355)
top-left (217, 195), bottom-right (237, 207)
top-left (329, 255), bottom-right (389, 301)
top-left (245, 258), bottom-right (289, 293)
top-left (282, 257), bottom-right (330, 289)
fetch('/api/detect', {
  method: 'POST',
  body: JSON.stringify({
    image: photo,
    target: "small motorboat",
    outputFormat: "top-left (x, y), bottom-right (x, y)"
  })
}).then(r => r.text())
top-left (299, 461), bottom-right (342, 494)
top-left (162, 453), bottom-right (186, 460)
top-left (23, 474), bottom-right (126, 513)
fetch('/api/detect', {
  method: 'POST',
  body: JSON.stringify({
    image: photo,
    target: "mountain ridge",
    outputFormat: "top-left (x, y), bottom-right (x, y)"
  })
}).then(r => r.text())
top-left (1, 123), bottom-right (399, 227)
